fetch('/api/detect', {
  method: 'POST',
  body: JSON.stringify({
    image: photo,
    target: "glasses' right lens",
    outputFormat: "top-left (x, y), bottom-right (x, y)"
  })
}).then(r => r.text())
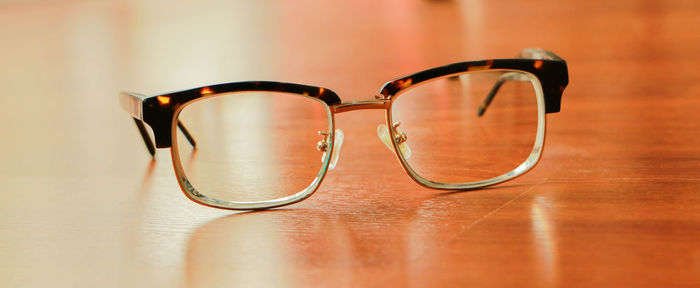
top-left (389, 70), bottom-right (544, 186)
top-left (174, 91), bottom-right (333, 204)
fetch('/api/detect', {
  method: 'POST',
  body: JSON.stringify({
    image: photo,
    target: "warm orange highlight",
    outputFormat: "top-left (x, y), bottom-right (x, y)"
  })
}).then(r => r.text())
top-left (201, 87), bottom-right (213, 95)
top-left (319, 87), bottom-right (325, 95)
top-left (157, 96), bottom-right (170, 105)
top-left (534, 60), bottom-right (544, 69)
top-left (467, 65), bottom-right (489, 72)
top-left (400, 78), bottom-right (413, 88)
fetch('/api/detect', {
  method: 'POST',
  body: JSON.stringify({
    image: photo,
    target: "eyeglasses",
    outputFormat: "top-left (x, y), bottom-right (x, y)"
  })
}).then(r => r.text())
top-left (119, 48), bottom-right (569, 210)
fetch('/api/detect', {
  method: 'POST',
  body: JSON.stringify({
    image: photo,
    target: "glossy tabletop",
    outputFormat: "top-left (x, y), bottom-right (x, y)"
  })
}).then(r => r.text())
top-left (1, 0), bottom-right (699, 287)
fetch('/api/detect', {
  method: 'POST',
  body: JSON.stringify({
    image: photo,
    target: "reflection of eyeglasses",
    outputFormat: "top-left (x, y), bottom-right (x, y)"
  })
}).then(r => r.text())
top-left (119, 48), bottom-right (569, 210)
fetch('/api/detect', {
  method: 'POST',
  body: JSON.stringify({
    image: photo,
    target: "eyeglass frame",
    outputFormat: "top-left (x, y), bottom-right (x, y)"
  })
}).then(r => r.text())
top-left (119, 48), bottom-right (569, 210)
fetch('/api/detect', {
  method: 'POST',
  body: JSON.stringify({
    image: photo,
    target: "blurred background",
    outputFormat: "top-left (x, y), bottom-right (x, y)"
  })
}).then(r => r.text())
top-left (1, 0), bottom-right (699, 287)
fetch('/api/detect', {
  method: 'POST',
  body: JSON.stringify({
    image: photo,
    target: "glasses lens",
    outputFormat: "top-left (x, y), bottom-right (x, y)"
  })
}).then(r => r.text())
top-left (389, 70), bottom-right (543, 185)
top-left (174, 91), bottom-right (332, 203)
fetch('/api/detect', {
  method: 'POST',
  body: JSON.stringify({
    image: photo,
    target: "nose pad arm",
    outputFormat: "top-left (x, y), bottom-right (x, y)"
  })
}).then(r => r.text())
top-left (377, 123), bottom-right (412, 159)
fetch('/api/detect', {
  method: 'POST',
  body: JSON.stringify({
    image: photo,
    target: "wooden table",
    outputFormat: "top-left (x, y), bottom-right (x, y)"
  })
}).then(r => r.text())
top-left (1, 0), bottom-right (698, 287)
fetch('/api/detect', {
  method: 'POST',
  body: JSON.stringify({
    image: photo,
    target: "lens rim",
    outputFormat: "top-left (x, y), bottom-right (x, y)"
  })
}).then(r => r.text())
top-left (169, 91), bottom-right (336, 210)
top-left (386, 69), bottom-right (547, 190)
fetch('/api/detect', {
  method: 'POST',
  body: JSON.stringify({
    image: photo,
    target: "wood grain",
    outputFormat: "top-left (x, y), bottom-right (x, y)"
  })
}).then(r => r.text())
top-left (0, 0), bottom-right (699, 287)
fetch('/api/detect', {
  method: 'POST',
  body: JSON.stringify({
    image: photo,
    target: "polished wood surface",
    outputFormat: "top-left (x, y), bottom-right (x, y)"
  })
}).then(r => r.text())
top-left (1, 0), bottom-right (699, 287)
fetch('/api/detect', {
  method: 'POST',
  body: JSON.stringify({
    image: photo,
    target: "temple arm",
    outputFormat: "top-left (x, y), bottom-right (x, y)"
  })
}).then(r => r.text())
top-left (477, 72), bottom-right (530, 116)
top-left (478, 48), bottom-right (565, 116)
top-left (133, 117), bottom-right (156, 156)
top-left (120, 92), bottom-right (197, 157)
top-left (177, 121), bottom-right (197, 148)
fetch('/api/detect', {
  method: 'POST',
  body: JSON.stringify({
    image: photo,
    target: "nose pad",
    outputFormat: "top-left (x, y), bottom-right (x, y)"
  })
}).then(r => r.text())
top-left (377, 122), bottom-right (412, 159)
top-left (328, 129), bottom-right (343, 169)
top-left (317, 129), bottom-right (344, 170)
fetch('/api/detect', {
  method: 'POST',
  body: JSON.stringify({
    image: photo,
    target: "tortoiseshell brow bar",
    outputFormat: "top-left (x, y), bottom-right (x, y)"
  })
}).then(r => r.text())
top-left (119, 48), bottom-right (568, 210)
top-left (121, 49), bottom-right (568, 151)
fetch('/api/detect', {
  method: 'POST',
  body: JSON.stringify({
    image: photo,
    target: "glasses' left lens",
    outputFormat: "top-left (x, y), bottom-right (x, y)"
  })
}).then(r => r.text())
top-left (389, 70), bottom-right (545, 188)
top-left (174, 91), bottom-right (332, 205)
